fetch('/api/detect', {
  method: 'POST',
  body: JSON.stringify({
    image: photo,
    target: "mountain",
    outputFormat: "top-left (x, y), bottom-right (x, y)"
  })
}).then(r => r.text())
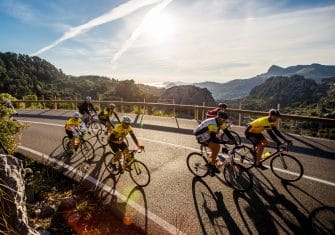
top-left (0, 52), bottom-right (164, 101)
top-left (158, 85), bottom-right (216, 106)
top-left (195, 64), bottom-right (335, 101)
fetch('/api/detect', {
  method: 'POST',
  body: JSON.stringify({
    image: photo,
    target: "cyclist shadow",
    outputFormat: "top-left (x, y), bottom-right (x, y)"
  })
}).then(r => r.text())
top-left (281, 181), bottom-right (335, 234)
top-left (95, 177), bottom-right (148, 234)
top-left (232, 169), bottom-right (316, 234)
top-left (192, 176), bottom-right (243, 235)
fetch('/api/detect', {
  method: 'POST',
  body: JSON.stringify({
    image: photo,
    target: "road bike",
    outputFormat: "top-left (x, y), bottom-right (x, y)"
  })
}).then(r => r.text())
top-left (104, 147), bottom-right (150, 187)
top-left (62, 128), bottom-right (95, 161)
top-left (232, 143), bottom-right (304, 182)
top-left (187, 144), bottom-right (253, 192)
top-left (219, 123), bottom-right (241, 145)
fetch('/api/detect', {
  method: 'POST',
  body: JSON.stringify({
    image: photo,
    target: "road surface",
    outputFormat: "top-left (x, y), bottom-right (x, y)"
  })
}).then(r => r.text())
top-left (17, 109), bottom-right (335, 234)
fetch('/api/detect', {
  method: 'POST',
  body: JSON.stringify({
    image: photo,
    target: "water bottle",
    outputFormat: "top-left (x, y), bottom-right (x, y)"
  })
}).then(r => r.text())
top-left (217, 155), bottom-right (227, 170)
top-left (261, 151), bottom-right (272, 159)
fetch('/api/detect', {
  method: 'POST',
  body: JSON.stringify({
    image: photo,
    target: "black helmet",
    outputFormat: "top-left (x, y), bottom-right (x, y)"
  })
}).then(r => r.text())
top-left (218, 102), bottom-right (227, 109)
top-left (217, 111), bottom-right (228, 120)
top-left (269, 109), bottom-right (281, 117)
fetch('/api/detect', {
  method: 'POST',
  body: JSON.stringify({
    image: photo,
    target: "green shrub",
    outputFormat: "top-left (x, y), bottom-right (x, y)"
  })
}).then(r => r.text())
top-left (0, 105), bottom-right (25, 154)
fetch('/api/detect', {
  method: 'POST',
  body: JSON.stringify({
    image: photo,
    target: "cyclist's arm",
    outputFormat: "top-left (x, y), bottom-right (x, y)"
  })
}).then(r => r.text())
top-left (129, 131), bottom-right (140, 147)
top-left (113, 112), bottom-right (121, 123)
top-left (106, 115), bottom-right (115, 128)
top-left (272, 127), bottom-right (289, 142)
top-left (267, 129), bottom-right (281, 145)
top-left (223, 128), bottom-right (237, 145)
top-left (89, 103), bottom-right (97, 114)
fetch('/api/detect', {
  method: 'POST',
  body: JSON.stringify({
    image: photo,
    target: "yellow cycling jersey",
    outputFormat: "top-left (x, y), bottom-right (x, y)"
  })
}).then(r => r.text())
top-left (248, 116), bottom-right (277, 134)
top-left (112, 123), bottom-right (133, 139)
top-left (101, 108), bottom-right (111, 118)
top-left (65, 118), bottom-right (82, 131)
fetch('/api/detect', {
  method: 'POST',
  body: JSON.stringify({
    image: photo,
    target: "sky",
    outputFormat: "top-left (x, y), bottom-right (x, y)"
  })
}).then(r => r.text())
top-left (1, 0), bottom-right (335, 84)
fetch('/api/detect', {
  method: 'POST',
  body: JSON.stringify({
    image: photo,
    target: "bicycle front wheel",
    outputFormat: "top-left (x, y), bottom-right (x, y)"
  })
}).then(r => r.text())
top-left (223, 164), bottom-right (253, 192)
top-left (80, 140), bottom-right (95, 161)
top-left (129, 160), bottom-right (151, 187)
top-left (270, 154), bottom-right (303, 182)
top-left (186, 152), bottom-right (209, 177)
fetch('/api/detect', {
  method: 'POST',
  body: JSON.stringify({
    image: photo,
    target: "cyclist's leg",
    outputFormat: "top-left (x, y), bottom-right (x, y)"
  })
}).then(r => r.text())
top-left (66, 130), bottom-right (75, 148)
top-left (207, 141), bottom-right (220, 165)
top-left (248, 133), bottom-right (268, 165)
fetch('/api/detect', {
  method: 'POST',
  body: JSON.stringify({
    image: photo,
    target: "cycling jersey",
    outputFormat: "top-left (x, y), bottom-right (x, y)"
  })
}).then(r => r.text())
top-left (247, 116), bottom-right (277, 134)
top-left (110, 123), bottom-right (133, 140)
top-left (99, 108), bottom-right (110, 119)
top-left (65, 118), bottom-right (82, 131)
top-left (206, 107), bottom-right (221, 118)
top-left (78, 101), bottom-right (96, 115)
top-left (194, 118), bottom-right (227, 144)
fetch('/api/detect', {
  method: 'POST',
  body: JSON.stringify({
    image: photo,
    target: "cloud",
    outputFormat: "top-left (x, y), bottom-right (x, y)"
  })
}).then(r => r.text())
top-left (32, 0), bottom-right (163, 56)
top-left (110, 0), bottom-right (174, 65)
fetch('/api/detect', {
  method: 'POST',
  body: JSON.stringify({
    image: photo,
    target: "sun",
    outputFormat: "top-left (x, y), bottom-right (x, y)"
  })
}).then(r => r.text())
top-left (142, 13), bottom-right (177, 43)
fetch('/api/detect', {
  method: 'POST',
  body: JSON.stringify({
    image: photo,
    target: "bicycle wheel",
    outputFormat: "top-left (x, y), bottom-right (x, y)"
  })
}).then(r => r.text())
top-left (270, 154), bottom-right (303, 182)
top-left (129, 160), bottom-right (151, 187)
top-left (103, 151), bottom-right (121, 175)
top-left (97, 130), bottom-right (109, 146)
top-left (233, 145), bottom-right (255, 169)
top-left (90, 121), bottom-right (101, 135)
top-left (62, 136), bottom-right (71, 153)
top-left (223, 164), bottom-right (253, 192)
top-left (80, 140), bottom-right (95, 161)
top-left (221, 130), bottom-right (241, 145)
top-left (186, 152), bottom-right (209, 177)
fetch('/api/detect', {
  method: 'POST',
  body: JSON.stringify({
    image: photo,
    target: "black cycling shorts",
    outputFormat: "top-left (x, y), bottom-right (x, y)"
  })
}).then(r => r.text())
top-left (109, 140), bottom-right (127, 153)
top-left (66, 130), bottom-right (74, 139)
top-left (246, 133), bottom-right (266, 146)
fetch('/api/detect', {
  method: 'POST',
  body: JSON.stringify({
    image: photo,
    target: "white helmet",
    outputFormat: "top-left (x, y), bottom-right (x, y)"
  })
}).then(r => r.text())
top-left (122, 116), bottom-right (132, 124)
top-left (5, 100), bottom-right (12, 106)
top-left (74, 112), bottom-right (80, 118)
top-left (86, 96), bottom-right (92, 101)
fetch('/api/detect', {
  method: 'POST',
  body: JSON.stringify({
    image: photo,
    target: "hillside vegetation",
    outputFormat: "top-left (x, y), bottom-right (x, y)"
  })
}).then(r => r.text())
top-left (0, 52), bottom-right (164, 101)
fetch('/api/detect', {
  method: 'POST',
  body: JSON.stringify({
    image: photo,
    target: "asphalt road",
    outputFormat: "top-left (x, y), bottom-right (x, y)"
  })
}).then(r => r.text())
top-left (16, 110), bottom-right (335, 235)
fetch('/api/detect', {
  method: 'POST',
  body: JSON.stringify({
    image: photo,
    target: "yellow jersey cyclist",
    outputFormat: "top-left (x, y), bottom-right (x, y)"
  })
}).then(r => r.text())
top-left (65, 112), bottom-right (85, 152)
top-left (98, 103), bottom-right (121, 133)
top-left (108, 116), bottom-right (144, 165)
top-left (245, 109), bottom-right (292, 167)
top-left (194, 111), bottom-right (237, 176)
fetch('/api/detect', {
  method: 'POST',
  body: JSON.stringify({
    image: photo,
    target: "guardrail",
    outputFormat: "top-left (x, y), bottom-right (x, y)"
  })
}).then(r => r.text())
top-left (2, 99), bottom-right (334, 126)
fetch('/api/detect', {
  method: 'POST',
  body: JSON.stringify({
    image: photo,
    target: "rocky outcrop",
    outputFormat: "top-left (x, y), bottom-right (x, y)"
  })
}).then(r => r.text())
top-left (158, 85), bottom-right (217, 106)
top-left (0, 154), bottom-right (39, 235)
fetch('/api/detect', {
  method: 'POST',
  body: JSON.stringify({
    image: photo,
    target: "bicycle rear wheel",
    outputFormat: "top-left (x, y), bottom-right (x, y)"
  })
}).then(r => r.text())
top-left (80, 140), bottom-right (95, 161)
top-left (62, 136), bottom-right (71, 153)
top-left (270, 154), bottom-right (303, 182)
top-left (186, 152), bottom-right (209, 177)
top-left (221, 130), bottom-right (241, 145)
top-left (103, 151), bottom-right (121, 175)
top-left (129, 160), bottom-right (151, 187)
top-left (223, 164), bottom-right (253, 192)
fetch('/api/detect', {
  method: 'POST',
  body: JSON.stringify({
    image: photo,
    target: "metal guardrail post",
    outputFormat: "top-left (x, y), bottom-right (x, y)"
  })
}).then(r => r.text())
top-left (238, 102), bottom-right (242, 126)
top-left (121, 98), bottom-right (124, 114)
top-left (201, 102), bottom-right (205, 120)
top-left (277, 103), bottom-right (281, 129)
top-left (173, 99), bottom-right (176, 117)
top-left (22, 97), bottom-right (25, 109)
top-left (54, 96), bottom-right (57, 110)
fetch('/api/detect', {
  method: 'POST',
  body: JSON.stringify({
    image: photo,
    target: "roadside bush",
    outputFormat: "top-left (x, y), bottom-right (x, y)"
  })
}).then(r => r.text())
top-left (0, 105), bottom-right (25, 154)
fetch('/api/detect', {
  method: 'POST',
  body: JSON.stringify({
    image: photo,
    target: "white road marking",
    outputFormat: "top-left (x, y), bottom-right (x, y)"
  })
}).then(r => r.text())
top-left (18, 145), bottom-right (185, 235)
top-left (19, 119), bottom-right (335, 187)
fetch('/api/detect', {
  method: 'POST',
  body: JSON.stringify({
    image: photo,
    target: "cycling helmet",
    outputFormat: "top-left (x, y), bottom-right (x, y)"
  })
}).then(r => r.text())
top-left (86, 96), bottom-right (92, 102)
top-left (122, 116), bottom-right (132, 124)
top-left (217, 111), bottom-right (229, 120)
top-left (269, 109), bottom-right (281, 117)
top-left (218, 103), bottom-right (227, 109)
top-left (74, 112), bottom-right (80, 118)
top-left (109, 103), bottom-right (116, 108)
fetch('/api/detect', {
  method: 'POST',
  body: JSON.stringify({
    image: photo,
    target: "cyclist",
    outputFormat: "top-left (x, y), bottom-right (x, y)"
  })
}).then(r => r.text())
top-left (98, 103), bottom-right (121, 133)
top-left (194, 111), bottom-right (236, 176)
top-left (245, 109), bottom-right (292, 167)
top-left (206, 102), bottom-right (227, 119)
top-left (65, 112), bottom-right (84, 152)
top-left (78, 96), bottom-right (97, 127)
top-left (5, 100), bottom-right (18, 118)
top-left (108, 116), bottom-right (143, 167)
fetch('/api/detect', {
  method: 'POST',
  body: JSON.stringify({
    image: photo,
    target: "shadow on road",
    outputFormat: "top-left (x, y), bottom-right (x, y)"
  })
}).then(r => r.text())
top-left (192, 176), bottom-right (243, 235)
